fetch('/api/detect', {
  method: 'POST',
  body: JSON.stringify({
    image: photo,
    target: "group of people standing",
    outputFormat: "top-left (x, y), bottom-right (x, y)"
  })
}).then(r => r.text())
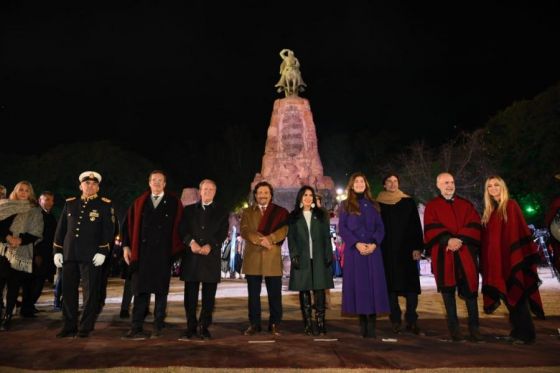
top-left (0, 169), bottom-right (549, 346)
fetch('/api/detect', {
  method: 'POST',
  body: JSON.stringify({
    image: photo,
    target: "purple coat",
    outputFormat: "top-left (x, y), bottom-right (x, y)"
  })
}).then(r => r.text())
top-left (339, 198), bottom-right (390, 315)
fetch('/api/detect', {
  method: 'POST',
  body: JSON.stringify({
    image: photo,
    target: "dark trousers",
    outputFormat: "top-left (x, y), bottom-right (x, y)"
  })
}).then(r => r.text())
top-left (132, 292), bottom-right (167, 330)
top-left (62, 261), bottom-right (102, 333)
top-left (508, 295), bottom-right (536, 342)
top-left (389, 292), bottom-right (419, 325)
top-left (442, 291), bottom-right (479, 331)
top-left (184, 281), bottom-right (218, 330)
top-left (53, 268), bottom-right (63, 307)
top-left (246, 275), bottom-right (282, 326)
top-left (120, 277), bottom-right (133, 312)
top-left (5, 269), bottom-right (31, 316)
top-left (31, 274), bottom-right (47, 306)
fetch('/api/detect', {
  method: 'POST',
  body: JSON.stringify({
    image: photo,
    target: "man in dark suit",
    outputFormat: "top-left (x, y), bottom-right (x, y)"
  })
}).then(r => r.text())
top-left (122, 170), bottom-right (183, 340)
top-left (53, 171), bottom-right (115, 338)
top-left (179, 179), bottom-right (228, 340)
top-left (30, 191), bottom-right (57, 312)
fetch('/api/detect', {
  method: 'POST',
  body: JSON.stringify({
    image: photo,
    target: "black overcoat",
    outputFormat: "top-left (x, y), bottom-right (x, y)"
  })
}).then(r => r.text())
top-left (179, 202), bottom-right (229, 283)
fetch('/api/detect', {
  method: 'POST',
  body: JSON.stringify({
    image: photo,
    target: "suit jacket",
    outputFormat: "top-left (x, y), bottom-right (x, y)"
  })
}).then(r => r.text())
top-left (179, 202), bottom-right (229, 283)
top-left (240, 204), bottom-right (288, 276)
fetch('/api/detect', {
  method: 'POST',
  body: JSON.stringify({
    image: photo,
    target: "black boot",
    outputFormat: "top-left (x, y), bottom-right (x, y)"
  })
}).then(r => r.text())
top-left (299, 291), bottom-right (314, 336)
top-left (0, 313), bottom-right (12, 331)
top-left (367, 314), bottom-right (376, 338)
top-left (314, 290), bottom-right (326, 335)
top-left (359, 315), bottom-right (368, 337)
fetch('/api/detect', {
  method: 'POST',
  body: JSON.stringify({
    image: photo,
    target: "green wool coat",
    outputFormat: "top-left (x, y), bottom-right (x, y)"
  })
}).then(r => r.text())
top-left (287, 209), bottom-right (335, 291)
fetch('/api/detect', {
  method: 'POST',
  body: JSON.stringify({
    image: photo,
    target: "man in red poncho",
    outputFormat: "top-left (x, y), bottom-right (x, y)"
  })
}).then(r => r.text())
top-left (121, 170), bottom-right (184, 340)
top-left (424, 173), bottom-right (483, 342)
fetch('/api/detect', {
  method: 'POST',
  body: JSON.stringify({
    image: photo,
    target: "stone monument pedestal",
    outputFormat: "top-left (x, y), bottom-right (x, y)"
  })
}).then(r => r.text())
top-left (251, 96), bottom-right (335, 211)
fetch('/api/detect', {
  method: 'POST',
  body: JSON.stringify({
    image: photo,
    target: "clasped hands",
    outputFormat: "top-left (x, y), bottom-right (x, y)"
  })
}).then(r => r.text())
top-left (190, 241), bottom-right (211, 256)
top-left (446, 237), bottom-right (463, 252)
top-left (5, 234), bottom-right (22, 248)
top-left (356, 242), bottom-right (376, 255)
top-left (254, 234), bottom-right (273, 250)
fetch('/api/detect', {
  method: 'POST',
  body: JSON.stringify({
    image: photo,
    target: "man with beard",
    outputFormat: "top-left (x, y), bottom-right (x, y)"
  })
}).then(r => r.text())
top-left (241, 181), bottom-right (288, 336)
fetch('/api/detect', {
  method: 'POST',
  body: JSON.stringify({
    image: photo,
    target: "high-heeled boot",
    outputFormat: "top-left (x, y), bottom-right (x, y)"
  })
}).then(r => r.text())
top-left (299, 291), bottom-right (314, 336)
top-left (314, 290), bottom-right (326, 335)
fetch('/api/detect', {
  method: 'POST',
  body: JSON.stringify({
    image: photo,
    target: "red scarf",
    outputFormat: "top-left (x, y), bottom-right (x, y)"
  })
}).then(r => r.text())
top-left (127, 191), bottom-right (184, 263)
top-left (258, 203), bottom-right (288, 236)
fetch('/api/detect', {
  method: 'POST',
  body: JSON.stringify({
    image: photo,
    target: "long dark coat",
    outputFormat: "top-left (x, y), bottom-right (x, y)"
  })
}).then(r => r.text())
top-left (379, 198), bottom-right (423, 294)
top-left (122, 194), bottom-right (181, 295)
top-left (179, 202), bottom-right (229, 283)
top-left (287, 209), bottom-right (334, 291)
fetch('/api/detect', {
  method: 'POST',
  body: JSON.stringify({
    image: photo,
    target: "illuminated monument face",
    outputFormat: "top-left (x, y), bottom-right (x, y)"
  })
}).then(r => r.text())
top-left (251, 96), bottom-right (335, 211)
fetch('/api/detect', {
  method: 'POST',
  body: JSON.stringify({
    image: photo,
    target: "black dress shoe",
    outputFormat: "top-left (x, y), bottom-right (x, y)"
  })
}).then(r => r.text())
top-left (199, 327), bottom-right (212, 340)
top-left (152, 327), bottom-right (162, 338)
top-left (56, 329), bottom-right (76, 338)
top-left (119, 309), bottom-right (130, 319)
top-left (178, 328), bottom-right (197, 340)
top-left (77, 330), bottom-right (90, 338)
top-left (243, 325), bottom-right (261, 336)
top-left (122, 329), bottom-right (150, 340)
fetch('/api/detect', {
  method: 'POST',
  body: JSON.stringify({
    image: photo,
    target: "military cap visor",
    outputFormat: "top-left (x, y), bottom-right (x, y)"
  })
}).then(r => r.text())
top-left (79, 171), bottom-right (102, 183)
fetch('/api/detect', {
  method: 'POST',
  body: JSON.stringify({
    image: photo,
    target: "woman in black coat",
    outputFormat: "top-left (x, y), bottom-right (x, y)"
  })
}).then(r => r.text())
top-left (288, 186), bottom-right (334, 335)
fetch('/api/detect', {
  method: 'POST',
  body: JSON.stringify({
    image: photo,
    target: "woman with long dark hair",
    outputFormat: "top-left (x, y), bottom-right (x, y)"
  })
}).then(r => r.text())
top-left (338, 172), bottom-right (389, 338)
top-left (288, 186), bottom-right (334, 335)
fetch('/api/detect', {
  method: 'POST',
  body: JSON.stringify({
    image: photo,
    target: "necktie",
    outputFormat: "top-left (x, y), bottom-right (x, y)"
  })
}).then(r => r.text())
top-left (260, 206), bottom-right (266, 216)
top-left (153, 195), bottom-right (159, 201)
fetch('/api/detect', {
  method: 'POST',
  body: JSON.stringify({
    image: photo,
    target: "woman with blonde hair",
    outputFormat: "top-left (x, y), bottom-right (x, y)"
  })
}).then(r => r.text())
top-left (481, 176), bottom-right (544, 344)
top-left (338, 172), bottom-right (388, 338)
top-left (0, 181), bottom-right (43, 330)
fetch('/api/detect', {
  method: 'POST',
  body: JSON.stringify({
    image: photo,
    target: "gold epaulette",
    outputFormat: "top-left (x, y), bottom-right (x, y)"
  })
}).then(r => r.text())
top-left (66, 197), bottom-right (76, 202)
top-left (101, 197), bottom-right (112, 203)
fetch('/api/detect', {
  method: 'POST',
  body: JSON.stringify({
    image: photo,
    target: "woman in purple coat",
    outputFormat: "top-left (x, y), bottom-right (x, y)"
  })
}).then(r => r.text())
top-left (338, 172), bottom-right (389, 338)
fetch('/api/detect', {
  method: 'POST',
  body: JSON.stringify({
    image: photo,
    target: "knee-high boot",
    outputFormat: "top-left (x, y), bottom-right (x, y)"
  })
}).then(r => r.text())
top-left (359, 314), bottom-right (368, 337)
top-left (314, 290), bottom-right (326, 335)
top-left (299, 291), bottom-right (313, 336)
top-left (367, 314), bottom-right (377, 338)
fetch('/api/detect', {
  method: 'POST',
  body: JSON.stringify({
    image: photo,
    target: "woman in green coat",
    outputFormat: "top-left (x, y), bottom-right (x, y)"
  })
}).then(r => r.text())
top-left (288, 186), bottom-right (334, 335)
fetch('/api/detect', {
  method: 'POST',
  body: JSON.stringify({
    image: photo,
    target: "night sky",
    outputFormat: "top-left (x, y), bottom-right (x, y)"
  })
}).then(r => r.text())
top-left (2, 2), bottom-right (560, 160)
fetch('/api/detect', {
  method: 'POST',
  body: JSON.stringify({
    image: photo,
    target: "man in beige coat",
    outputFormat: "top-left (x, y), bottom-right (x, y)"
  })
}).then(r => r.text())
top-left (241, 181), bottom-right (289, 336)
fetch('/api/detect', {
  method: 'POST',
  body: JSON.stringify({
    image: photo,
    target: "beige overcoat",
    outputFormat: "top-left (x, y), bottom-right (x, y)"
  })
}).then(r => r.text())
top-left (240, 204), bottom-right (288, 276)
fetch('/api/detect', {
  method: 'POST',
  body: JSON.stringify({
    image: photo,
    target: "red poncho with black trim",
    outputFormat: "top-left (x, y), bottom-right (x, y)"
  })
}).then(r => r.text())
top-left (481, 199), bottom-right (544, 318)
top-left (424, 195), bottom-right (481, 296)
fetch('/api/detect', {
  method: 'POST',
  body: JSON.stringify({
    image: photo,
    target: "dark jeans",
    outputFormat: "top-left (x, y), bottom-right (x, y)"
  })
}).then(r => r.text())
top-left (245, 275), bottom-right (282, 326)
top-left (389, 292), bottom-right (418, 325)
top-left (184, 281), bottom-right (218, 329)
